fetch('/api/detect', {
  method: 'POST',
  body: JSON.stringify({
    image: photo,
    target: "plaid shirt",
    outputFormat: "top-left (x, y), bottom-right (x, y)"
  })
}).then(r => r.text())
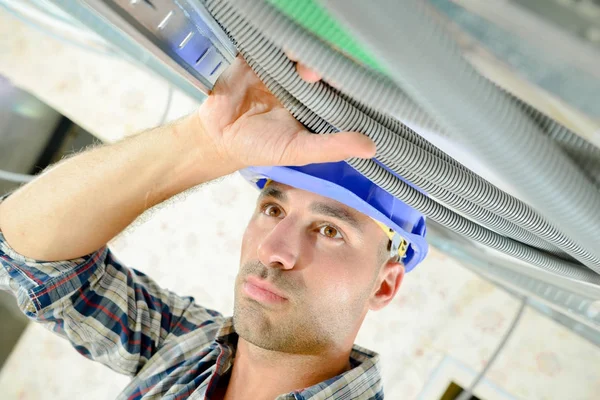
top-left (0, 197), bottom-right (384, 399)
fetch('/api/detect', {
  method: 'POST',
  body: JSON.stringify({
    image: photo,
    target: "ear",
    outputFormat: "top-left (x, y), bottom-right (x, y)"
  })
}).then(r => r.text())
top-left (368, 259), bottom-right (405, 311)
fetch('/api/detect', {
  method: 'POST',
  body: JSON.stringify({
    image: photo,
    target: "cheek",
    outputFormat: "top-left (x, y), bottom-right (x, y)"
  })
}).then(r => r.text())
top-left (311, 252), bottom-right (377, 303)
top-left (306, 251), bottom-right (369, 303)
top-left (240, 219), bottom-right (262, 261)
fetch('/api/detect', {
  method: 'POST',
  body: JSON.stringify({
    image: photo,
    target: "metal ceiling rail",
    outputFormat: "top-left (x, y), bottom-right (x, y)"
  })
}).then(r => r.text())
top-left (50, 0), bottom-right (236, 101)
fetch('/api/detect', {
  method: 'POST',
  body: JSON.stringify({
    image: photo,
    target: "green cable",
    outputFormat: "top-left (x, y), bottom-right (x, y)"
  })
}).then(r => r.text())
top-left (266, 0), bottom-right (384, 72)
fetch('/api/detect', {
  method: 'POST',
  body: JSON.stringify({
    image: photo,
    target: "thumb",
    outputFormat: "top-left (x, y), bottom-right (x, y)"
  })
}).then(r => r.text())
top-left (285, 131), bottom-right (377, 165)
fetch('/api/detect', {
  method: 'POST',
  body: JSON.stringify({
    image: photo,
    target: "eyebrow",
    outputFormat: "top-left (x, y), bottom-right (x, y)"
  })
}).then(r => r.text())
top-left (309, 202), bottom-right (362, 231)
top-left (258, 186), bottom-right (363, 231)
top-left (258, 186), bottom-right (288, 202)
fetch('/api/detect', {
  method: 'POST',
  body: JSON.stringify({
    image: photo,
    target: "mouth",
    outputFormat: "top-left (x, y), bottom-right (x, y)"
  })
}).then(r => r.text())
top-left (243, 276), bottom-right (288, 304)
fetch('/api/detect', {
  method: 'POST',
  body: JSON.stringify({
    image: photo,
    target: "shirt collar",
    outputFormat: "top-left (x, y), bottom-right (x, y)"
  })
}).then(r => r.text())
top-left (214, 318), bottom-right (383, 400)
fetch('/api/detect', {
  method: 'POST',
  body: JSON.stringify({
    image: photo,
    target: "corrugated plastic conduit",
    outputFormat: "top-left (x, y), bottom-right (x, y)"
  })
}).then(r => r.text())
top-left (324, 0), bottom-right (600, 270)
top-left (245, 53), bottom-right (600, 283)
top-left (232, 0), bottom-right (600, 186)
top-left (201, 0), bottom-right (600, 283)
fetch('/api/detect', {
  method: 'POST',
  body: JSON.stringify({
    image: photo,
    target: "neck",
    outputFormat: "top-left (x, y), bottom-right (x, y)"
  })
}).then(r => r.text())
top-left (224, 338), bottom-right (353, 400)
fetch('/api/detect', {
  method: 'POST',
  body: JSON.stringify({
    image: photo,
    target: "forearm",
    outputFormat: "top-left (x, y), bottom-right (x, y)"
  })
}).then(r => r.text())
top-left (0, 112), bottom-right (232, 261)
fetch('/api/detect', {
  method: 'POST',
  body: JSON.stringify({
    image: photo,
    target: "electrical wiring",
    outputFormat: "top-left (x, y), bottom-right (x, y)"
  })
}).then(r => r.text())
top-left (203, 0), bottom-right (600, 283)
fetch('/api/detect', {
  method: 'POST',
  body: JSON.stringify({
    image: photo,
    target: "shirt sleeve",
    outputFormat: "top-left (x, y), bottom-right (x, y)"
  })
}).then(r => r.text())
top-left (0, 192), bottom-right (223, 376)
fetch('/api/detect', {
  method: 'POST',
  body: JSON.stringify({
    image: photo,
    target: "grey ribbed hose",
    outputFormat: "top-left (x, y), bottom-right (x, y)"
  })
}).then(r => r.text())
top-left (346, 97), bottom-right (570, 258)
top-left (206, 0), bottom-right (600, 273)
top-left (223, 0), bottom-right (600, 187)
top-left (207, 1), bottom-right (599, 280)
top-left (286, 67), bottom-right (572, 258)
top-left (350, 158), bottom-right (600, 283)
top-left (325, 0), bottom-right (600, 267)
top-left (227, 0), bottom-right (440, 133)
top-left (242, 53), bottom-right (600, 284)
top-left (341, 95), bottom-right (572, 259)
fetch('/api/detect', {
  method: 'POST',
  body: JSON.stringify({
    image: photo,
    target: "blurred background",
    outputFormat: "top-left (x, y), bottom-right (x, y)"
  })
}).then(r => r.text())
top-left (1, 1), bottom-right (600, 399)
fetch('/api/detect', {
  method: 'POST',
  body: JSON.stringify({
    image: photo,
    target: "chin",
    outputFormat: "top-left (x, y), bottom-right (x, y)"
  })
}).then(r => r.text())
top-left (233, 300), bottom-right (274, 348)
top-left (233, 301), bottom-right (328, 355)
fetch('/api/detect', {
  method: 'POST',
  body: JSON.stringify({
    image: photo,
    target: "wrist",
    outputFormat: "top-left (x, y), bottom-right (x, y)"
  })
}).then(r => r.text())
top-left (185, 108), bottom-right (242, 177)
top-left (151, 111), bottom-right (238, 203)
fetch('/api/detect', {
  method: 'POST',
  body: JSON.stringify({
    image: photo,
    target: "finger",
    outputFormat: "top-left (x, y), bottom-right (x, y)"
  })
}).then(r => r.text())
top-left (328, 79), bottom-right (341, 90)
top-left (296, 63), bottom-right (322, 83)
top-left (284, 131), bottom-right (377, 165)
top-left (284, 49), bottom-right (298, 62)
top-left (283, 49), bottom-right (322, 83)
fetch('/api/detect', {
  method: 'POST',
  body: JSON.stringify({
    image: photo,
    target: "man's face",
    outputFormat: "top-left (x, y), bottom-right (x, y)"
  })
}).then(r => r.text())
top-left (234, 182), bottom-right (404, 355)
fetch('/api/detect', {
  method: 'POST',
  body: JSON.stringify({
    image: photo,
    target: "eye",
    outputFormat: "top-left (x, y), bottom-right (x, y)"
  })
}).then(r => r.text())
top-left (319, 225), bottom-right (343, 239)
top-left (261, 203), bottom-right (284, 218)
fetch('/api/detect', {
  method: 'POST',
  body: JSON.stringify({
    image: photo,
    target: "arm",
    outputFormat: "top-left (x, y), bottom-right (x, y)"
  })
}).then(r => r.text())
top-left (0, 57), bottom-right (374, 374)
top-left (0, 57), bottom-right (374, 262)
top-left (0, 116), bottom-right (226, 262)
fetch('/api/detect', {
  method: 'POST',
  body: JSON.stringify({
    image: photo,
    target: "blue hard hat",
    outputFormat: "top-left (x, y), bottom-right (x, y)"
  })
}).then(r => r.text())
top-left (239, 161), bottom-right (428, 272)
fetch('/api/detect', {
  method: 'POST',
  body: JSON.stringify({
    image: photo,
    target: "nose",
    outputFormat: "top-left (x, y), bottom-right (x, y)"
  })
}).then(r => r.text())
top-left (257, 216), bottom-right (301, 270)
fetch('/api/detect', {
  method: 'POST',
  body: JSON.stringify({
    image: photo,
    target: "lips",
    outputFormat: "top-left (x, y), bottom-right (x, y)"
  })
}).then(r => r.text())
top-left (243, 276), bottom-right (288, 304)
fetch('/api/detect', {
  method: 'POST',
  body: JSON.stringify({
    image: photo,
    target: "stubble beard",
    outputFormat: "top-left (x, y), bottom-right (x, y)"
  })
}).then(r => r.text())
top-left (232, 260), bottom-right (330, 355)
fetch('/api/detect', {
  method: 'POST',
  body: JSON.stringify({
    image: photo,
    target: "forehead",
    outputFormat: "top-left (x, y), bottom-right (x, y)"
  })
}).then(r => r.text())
top-left (260, 181), bottom-right (348, 206)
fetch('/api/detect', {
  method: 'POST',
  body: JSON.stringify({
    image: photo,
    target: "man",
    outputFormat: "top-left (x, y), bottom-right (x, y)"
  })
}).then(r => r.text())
top-left (0, 57), bottom-right (427, 399)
